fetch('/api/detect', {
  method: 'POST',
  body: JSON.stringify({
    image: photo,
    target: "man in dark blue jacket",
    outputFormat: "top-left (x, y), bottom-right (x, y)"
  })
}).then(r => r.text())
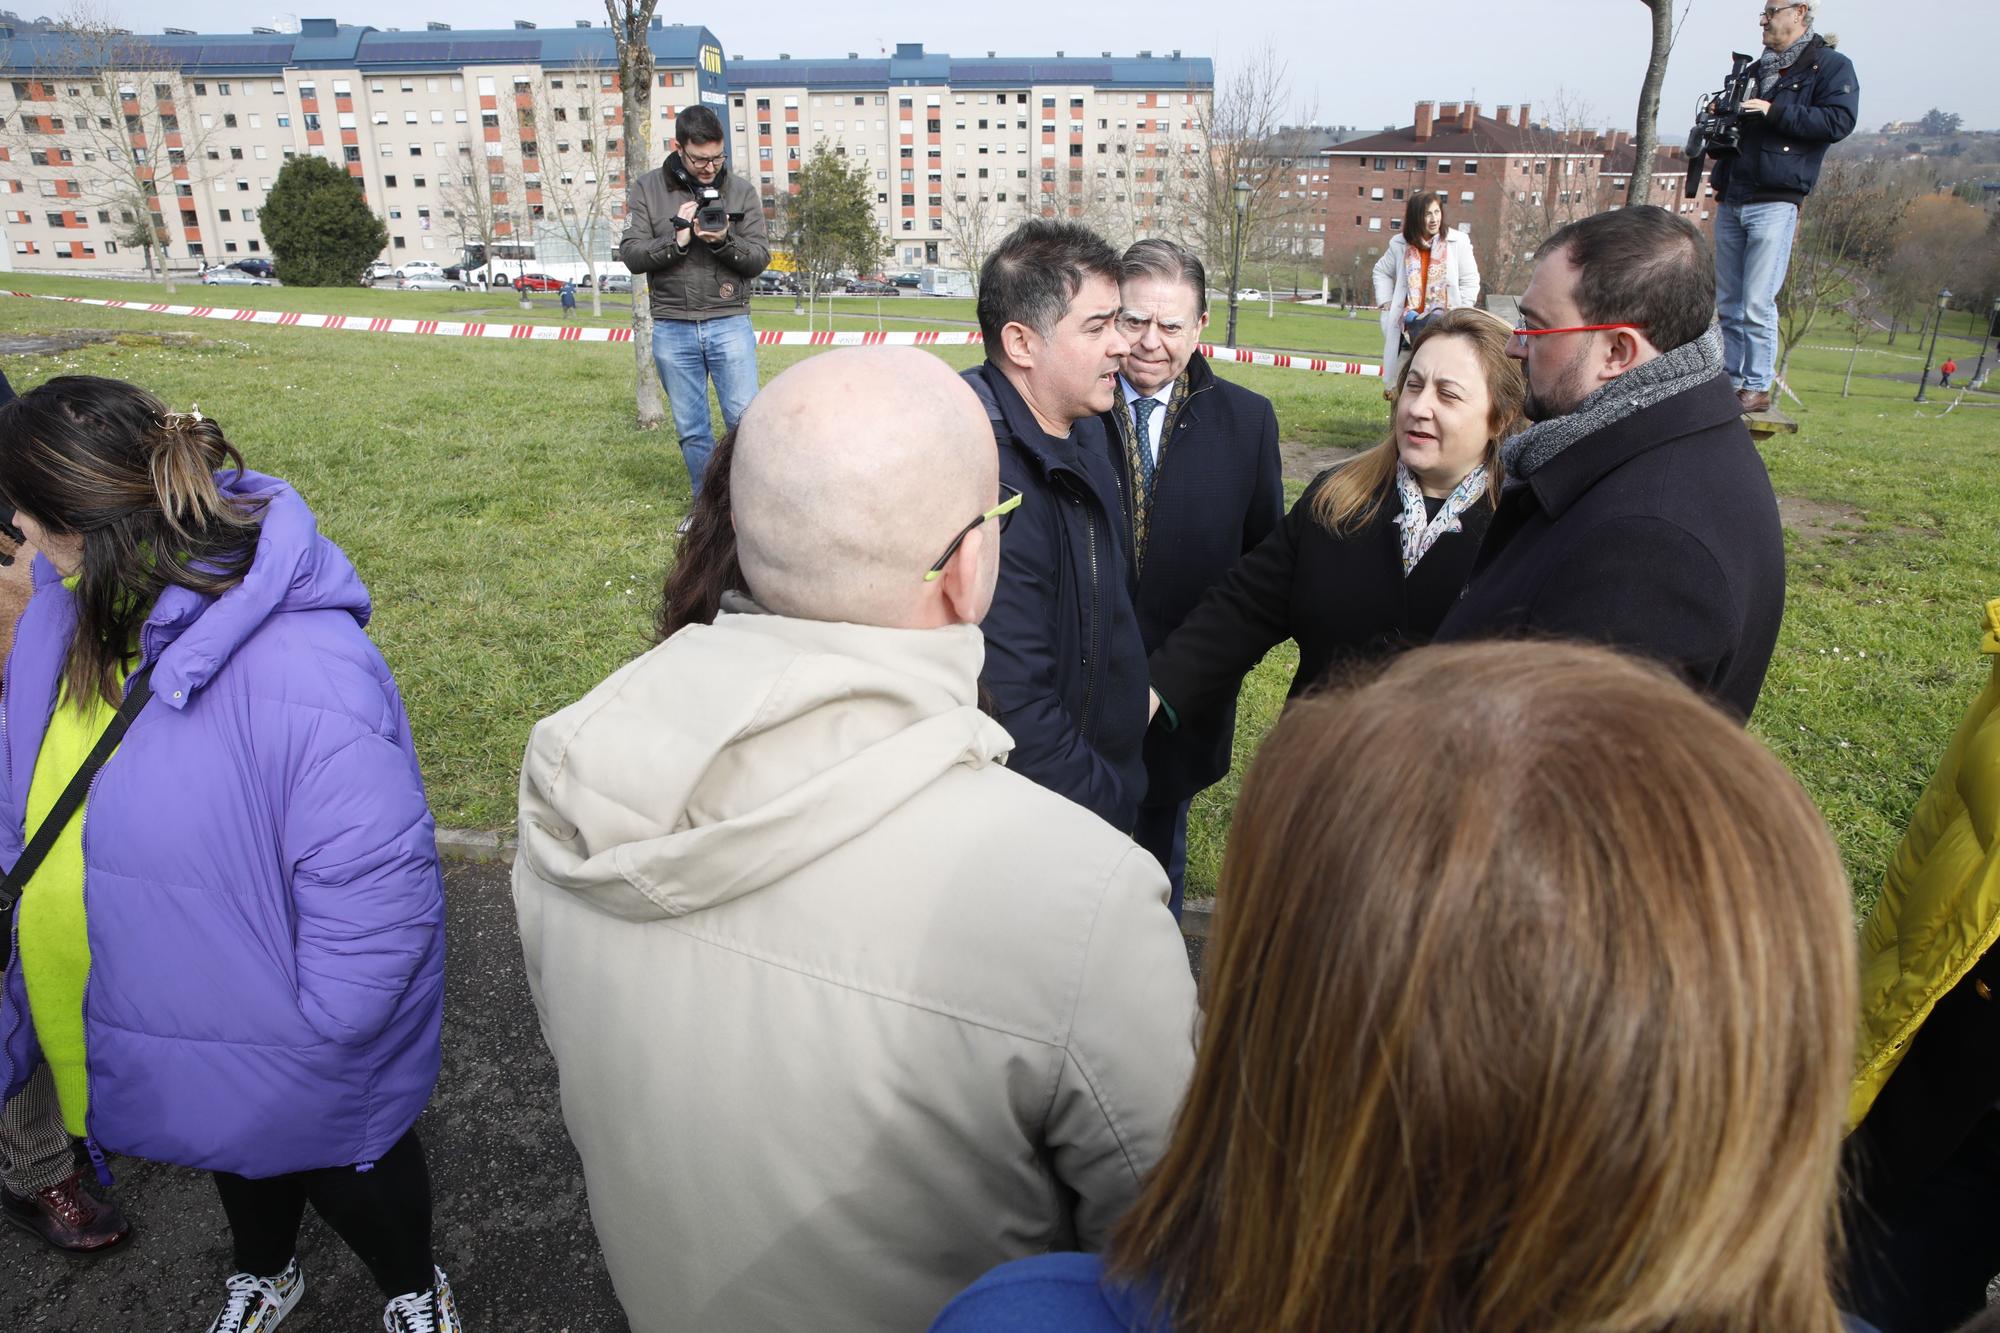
top-left (1436, 207), bottom-right (1785, 722)
top-left (1710, 0), bottom-right (1858, 412)
top-left (1099, 240), bottom-right (1281, 915)
top-left (964, 221), bottom-right (1145, 834)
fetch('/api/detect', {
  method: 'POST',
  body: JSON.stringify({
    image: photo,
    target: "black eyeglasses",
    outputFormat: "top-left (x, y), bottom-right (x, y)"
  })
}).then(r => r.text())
top-left (1758, 3), bottom-right (1803, 22)
top-left (925, 484), bottom-right (1021, 582)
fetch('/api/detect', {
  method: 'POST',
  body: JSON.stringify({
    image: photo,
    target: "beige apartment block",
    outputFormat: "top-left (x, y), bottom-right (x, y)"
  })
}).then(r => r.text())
top-left (726, 44), bottom-right (1213, 271)
top-left (0, 16), bottom-right (719, 278)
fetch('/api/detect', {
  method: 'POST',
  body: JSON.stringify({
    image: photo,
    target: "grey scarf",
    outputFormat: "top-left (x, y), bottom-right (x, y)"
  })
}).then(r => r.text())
top-left (1502, 326), bottom-right (1725, 479)
top-left (1756, 30), bottom-right (1815, 95)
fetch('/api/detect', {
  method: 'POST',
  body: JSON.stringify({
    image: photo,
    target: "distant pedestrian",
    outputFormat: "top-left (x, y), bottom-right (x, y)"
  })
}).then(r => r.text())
top-left (560, 280), bottom-right (577, 320)
top-left (0, 377), bottom-right (460, 1332)
top-left (1939, 358), bottom-right (1957, 388)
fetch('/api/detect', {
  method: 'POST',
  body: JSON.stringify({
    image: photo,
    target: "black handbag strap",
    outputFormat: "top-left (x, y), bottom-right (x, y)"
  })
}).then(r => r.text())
top-left (0, 664), bottom-right (155, 913)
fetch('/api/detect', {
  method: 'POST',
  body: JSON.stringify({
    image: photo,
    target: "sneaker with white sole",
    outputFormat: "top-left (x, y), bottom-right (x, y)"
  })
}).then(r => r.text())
top-left (205, 1258), bottom-right (305, 1333)
top-left (382, 1266), bottom-right (463, 1333)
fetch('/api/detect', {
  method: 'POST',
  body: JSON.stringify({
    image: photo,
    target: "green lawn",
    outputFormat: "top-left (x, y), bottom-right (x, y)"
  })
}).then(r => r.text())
top-left (0, 272), bottom-right (1991, 906)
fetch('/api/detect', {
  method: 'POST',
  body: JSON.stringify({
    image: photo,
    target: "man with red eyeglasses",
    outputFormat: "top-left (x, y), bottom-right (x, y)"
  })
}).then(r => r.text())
top-left (1434, 206), bottom-right (1785, 721)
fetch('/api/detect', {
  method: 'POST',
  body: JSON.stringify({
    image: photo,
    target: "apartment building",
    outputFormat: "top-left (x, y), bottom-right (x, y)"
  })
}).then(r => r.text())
top-left (0, 17), bottom-right (722, 275)
top-left (1321, 100), bottom-right (1717, 299)
top-left (725, 43), bottom-right (1213, 270)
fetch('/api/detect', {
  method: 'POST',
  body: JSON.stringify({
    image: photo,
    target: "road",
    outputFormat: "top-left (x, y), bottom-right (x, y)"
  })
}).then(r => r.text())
top-left (5, 861), bottom-right (627, 1332)
top-left (6, 858), bottom-right (1206, 1329)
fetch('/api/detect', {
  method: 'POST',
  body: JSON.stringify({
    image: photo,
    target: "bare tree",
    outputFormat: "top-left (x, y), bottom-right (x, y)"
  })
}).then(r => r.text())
top-left (436, 134), bottom-right (503, 284)
top-left (1191, 45), bottom-right (1318, 300)
top-left (522, 58), bottom-right (622, 316)
top-left (1775, 159), bottom-right (1908, 392)
top-left (1626, 0), bottom-right (1681, 207)
top-left (605, 0), bottom-right (665, 429)
top-left (0, 16), bottom-right (222, 291)
top-left (936, 178), bottom-right (1018, 291)
top-left (1487, 90), bottom-right (1601, 294)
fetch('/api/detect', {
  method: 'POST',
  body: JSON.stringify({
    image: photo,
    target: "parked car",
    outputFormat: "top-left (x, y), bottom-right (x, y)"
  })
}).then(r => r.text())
top-left (362, 262), bottom-right (397, 286)
top-left (595, 273), bottom-right (633, 294)
top-left (843, 279), bottom-right (899, 296)
top-left (513, 272), bottom-right (565, 292)
top-left (396, 260), bottom-right (445, 280)
top-left (230, 257), bottom-right (276, 278)
top-left (398, 275), bottom-right (468, 291)
top-left (1236, 287), bottom-right (1263, 301)
top-left (750, 273), bottom-right (799, 296)
top-left (891, 271), bottom-right (922, 288)
top-left (201, 266), bottom-right (277, 287)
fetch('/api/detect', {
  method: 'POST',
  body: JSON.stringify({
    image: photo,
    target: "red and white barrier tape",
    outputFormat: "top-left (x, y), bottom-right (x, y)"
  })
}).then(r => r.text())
top-left (3, 289), bottom-right (1384, 379)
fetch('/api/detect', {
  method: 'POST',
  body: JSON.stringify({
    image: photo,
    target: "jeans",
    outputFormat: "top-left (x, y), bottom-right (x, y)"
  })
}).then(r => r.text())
top-left (1714, 200), bottom-right (1798, 393)
top-left (651, 313), bottom-right (758, 499)
top-left (1132, 797), bottom-right (1192, 921)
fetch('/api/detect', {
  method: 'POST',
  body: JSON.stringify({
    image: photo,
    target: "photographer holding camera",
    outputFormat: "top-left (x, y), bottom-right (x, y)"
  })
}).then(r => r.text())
top-left (1708, 0), bottom-right (1858, 413)
top-left (620, 105), bottom-right (770, 500)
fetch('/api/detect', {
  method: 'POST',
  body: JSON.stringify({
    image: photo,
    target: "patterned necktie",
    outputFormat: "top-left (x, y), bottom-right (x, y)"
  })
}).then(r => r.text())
top-left (1132, 396), bottom-right (1160, 501)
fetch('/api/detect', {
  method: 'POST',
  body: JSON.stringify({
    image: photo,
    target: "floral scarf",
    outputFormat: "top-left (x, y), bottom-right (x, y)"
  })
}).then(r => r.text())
top-left (1394, 459), bottom-right (1488, 575)
top-left (1403, 231), bottom-right (1452, 317)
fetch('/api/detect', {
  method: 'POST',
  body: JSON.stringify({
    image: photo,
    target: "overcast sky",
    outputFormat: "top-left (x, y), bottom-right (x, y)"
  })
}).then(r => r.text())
top-left (99, 0), bottom-right (1997, 134)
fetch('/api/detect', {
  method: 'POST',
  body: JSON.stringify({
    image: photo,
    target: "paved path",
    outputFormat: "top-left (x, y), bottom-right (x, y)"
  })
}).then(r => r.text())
top-left (7, 854), bottom-right (1208, 1329)
top-left (5, 861), bottom-right (628, 1332)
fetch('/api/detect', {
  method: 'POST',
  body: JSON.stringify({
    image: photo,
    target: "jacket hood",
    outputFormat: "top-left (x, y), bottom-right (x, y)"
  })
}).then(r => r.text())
top-left (517, 599), bottom-right (1015, 922)
top-left (60, 470), bottom-right (371, 711)
top-left (966, 362), bottom-right (1100, 486)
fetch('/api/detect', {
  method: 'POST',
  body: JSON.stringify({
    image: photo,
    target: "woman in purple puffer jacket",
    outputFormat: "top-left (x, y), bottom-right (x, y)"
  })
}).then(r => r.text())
top-left (0, 377), bottom-right (458, 1333)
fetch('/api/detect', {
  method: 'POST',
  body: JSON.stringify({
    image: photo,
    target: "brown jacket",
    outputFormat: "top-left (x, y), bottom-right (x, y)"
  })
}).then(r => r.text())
top-left (617, 154), bottom-right (769, 322)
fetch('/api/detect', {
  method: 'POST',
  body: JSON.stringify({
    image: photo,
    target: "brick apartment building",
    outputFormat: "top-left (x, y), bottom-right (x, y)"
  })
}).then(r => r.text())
top-left (724, 43), bottom-right (1211, 271)
top-left (1321, 100), bottom-right (1717, 300)
top-left (0, 17), bottom-right (721, 275)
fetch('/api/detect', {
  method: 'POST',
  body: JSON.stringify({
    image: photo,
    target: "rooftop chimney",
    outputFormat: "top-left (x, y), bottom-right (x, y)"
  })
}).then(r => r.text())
top-left (513, 19), bottom-right (535, 29)
top-left (1170, 48), bottom-right (1180, 58)
top-left (1517, 103), bottom-right (1531, 129)
top-left (574, 18), bottom-right (589, 27)
top-left (847, 52), bottom-right (858, 59)
top-left (1413, 100), bottom-right (1435, 142)
top-left (895, 42), bottom-right (923, 59)
top-left (163, 26), bottom-right (195, 34)
top-left (649, 15), bottom-right (663, 29)
top-left (299, 17), bottom-right (336, 37)
top-left (1438, 101), bottom-right (1459, 127)
top-left (1137, 49), bottom-right (1151, 58)
top-left (1458, 102), bottom-right (1477, 132)
top-left (252, 24), bottom-right (277, 32)
top-left (1496, 104), bottom-right (1512, 124)
top-left (425, 20), bottom-right (448, 29)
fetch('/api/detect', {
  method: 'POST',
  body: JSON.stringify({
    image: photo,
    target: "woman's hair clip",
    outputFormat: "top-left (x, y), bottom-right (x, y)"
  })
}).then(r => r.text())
top-left (160, 403), bottom-right (205, 431)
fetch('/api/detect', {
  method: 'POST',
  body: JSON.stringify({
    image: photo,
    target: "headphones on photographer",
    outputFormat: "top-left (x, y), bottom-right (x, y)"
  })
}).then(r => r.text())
top-left (667, 150), bottom-right (730, 193)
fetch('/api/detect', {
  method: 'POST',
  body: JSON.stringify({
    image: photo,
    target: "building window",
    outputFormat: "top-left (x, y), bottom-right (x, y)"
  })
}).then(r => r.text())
top-left (1463, 160), bottom-right (1478, 174)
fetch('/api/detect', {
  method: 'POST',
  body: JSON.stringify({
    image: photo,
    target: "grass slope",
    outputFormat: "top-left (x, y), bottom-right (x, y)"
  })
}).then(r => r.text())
top-left (0, 273), bottom-right (1992, 904)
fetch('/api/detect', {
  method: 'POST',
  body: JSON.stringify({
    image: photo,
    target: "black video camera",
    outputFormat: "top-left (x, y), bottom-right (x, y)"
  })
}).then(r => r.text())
top-left (1683, 51), bottom-right (1762, 197)
top-left (696, 186), bottom-right (728, 233)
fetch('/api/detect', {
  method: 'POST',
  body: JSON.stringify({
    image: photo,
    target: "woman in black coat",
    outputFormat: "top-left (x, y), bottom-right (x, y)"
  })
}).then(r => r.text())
top-left (1149, 309), bottom-right (1525, 720)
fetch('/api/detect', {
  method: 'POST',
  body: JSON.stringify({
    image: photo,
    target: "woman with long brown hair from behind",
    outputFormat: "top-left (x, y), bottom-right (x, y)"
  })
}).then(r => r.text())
top-left (934, 639), bottom-right (1860, 1333)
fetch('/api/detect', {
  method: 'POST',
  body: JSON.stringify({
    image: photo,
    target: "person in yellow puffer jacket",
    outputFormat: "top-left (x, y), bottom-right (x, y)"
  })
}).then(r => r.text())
top-left (1844, 597), bottom-right (2000, 1333)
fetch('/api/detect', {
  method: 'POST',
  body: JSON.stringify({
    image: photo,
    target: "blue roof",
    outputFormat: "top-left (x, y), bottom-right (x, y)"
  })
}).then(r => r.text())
top-left (730, 48), bottom-right (1213, 92)
top-left (0, 21), bottom-right (721, 76)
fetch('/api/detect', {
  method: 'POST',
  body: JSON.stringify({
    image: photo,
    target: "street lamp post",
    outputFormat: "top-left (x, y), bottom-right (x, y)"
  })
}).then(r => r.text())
top-left (1972, 296), bottom-right (2000, 388)
top-left (1915, 287), bottom-right (1952, 403)
top-left (1226, 179), bottom-right (1250, 349)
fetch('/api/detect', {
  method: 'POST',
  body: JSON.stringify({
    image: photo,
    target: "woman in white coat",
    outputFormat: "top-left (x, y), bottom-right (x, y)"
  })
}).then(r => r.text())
top-left (1373, 191), bottom-right (1481, 380)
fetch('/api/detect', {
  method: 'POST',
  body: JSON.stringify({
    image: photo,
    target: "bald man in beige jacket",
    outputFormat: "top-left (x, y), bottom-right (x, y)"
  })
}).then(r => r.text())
top-left (514, 348), bottom-right (1196, 1333)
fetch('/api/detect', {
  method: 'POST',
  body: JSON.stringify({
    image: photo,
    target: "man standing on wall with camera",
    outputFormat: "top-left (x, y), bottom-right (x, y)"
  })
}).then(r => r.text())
top-left (619, 105), bottom-right (770, 500)
top-left (1710, 0), bottom-right (1858, 413)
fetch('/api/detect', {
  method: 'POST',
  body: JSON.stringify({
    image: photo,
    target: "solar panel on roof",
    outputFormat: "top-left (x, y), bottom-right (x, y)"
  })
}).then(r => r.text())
top-left (191, 42), bottom-right (292, 64)
top-left (974, 64), bottom-right (1033, 82)
top-left (356, 41), bottom-right (422, 62)
top-left (453, 40), bottom-right (539, 60)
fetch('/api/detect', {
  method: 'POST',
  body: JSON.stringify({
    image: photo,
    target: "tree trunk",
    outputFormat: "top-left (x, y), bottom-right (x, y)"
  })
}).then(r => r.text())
top-left (1627, 0), bottom-right (1675, 208)
top-left (587, 260), bottom-right (603, 317)
top-left (610, 0), bottom-right (666, 429)
top-left (1842, 340), bottom-right (1862, 397)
